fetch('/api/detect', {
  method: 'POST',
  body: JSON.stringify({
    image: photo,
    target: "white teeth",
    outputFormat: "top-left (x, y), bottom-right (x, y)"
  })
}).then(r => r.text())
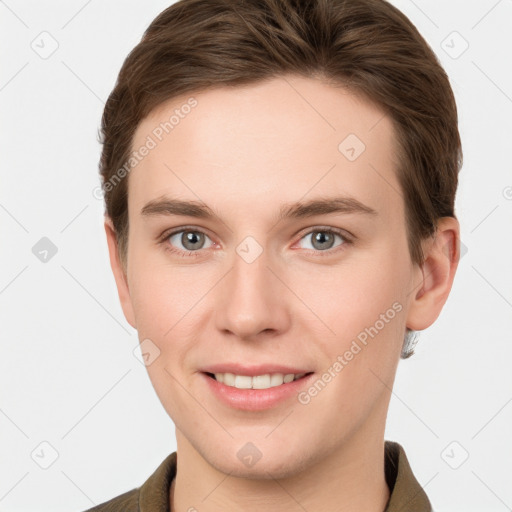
top-left (235, 375), bottom-right (252, 389)
top-left (253, 374), bottom-right (271, 389)
top-left (213, 372), bottom-right (307, 390)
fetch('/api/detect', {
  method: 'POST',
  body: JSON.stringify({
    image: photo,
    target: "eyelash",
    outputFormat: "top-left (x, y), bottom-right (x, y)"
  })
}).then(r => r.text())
top-left (158, 225), bottom-right (353, 258)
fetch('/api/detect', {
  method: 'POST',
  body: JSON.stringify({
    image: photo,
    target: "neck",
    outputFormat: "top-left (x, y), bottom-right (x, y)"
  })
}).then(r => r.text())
top-left (170, 423), bottom-right (390, 512)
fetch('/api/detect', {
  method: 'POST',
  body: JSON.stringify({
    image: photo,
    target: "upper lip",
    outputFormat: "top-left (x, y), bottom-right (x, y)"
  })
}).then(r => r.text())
top-left (200, 363), bottom-right (313, 377)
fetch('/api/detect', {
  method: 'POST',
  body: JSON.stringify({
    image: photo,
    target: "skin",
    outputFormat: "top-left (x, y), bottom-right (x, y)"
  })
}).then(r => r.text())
top-left (105, 74), bottom-right (459, 512)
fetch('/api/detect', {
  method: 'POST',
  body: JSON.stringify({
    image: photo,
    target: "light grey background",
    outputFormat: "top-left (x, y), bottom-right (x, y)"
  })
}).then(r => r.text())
top-left (1, 1), bottom-right (511, 511)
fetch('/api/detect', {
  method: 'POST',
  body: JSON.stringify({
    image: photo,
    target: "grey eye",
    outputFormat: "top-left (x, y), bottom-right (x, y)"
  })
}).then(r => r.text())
top-left (298, 230), bottom-right (345, 251)
top-left (169, 230), bottom-right (213, 251)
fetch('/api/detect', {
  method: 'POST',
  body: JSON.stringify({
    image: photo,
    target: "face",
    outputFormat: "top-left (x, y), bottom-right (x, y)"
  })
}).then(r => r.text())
top-left (111, 75), bottom-right (426, 478)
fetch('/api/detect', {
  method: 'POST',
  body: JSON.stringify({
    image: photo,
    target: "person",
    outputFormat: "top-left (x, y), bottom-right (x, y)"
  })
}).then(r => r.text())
top-left (86, 0), bottom-right (462, 510)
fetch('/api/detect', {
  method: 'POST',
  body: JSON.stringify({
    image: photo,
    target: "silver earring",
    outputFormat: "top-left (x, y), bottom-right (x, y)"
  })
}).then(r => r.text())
top-left (401, 328), bottom-right (420, 359)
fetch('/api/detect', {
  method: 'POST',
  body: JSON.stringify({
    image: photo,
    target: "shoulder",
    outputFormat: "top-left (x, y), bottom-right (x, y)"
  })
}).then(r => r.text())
top-left (77, 451), bottom-right (177, 512)
top-left (384, 440), bottom-right (432, 512)
top-left (80, 487), bottom-right (139, 512)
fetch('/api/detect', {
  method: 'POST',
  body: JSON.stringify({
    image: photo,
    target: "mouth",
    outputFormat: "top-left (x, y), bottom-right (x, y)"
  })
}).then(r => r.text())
top-left (201, 370), bottom-right (316, 410)
top-left (203, 371), bottom-right (314, 390)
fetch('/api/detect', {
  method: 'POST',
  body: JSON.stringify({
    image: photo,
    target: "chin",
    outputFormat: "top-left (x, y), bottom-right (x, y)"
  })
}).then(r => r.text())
top-left (199, 438), bottom-right (317, 481)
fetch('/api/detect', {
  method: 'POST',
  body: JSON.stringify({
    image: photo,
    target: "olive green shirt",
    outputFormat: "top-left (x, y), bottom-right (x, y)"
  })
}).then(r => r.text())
top-left (83, 440), bottom-right (432, 511)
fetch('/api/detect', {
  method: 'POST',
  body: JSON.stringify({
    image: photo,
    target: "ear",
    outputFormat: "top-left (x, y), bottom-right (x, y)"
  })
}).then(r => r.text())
top-left (406, 217), bottom-right (460, 331)
top-left (104, 216), bottom-right (137, 329)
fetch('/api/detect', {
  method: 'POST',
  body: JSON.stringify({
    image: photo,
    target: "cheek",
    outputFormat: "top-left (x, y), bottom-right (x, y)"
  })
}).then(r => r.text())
top-left (295, 256), bottom-right (406, 334)
top-left (297, 254), bottom-right (408, 393)
top-left (301, 266), bottom-right (405, 426)
top-left (128, 263), bottom-right (199, 418)
top-left (127, 251), bottom-right (206, 338)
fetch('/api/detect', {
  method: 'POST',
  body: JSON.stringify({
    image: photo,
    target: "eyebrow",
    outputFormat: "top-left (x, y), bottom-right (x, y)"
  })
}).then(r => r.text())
top-left (140, 195), bottom-right (378, 221)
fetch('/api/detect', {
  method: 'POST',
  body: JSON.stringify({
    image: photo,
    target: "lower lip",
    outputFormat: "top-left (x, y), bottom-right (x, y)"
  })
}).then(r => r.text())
top-left (201, 372), bottom-right (315, 411)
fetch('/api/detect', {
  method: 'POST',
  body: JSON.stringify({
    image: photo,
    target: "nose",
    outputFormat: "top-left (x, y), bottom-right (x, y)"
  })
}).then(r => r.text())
top-left (214, 246), bottom-right (291, 341)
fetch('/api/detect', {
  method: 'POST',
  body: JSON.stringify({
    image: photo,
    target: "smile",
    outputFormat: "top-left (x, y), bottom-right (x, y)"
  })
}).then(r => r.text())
top-left (205, 372), bottom-right (312, 390)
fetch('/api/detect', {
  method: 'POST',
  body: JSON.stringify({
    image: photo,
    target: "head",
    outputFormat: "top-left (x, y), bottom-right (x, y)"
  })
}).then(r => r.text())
top-left (101, 0), bottom-right (461, 478)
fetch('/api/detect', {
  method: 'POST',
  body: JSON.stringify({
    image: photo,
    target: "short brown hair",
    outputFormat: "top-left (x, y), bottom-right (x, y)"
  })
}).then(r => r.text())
top-left (98, 0), bottom-right (462, 354)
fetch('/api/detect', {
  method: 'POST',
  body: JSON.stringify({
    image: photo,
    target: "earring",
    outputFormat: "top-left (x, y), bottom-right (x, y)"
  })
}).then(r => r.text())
top-left (401, 328), bottom-right (420, 359)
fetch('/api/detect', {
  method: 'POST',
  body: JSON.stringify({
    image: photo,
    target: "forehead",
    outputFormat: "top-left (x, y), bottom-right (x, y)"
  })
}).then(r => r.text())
top-left (128, 75), bottom-right (401, 223)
